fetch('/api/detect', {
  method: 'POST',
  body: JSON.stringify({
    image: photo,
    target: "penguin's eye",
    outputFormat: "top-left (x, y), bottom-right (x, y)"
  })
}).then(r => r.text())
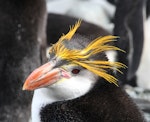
top-left (71, 69), bottom-right (80, 74)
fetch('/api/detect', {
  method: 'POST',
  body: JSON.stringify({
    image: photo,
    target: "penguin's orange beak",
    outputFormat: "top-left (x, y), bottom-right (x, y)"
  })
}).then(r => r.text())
top-left (23, 62), bottom-right (70, 91)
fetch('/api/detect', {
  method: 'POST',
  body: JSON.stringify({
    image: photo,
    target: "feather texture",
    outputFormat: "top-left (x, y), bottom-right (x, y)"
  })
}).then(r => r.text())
top-left (49, 21), bottom-right (126, 85)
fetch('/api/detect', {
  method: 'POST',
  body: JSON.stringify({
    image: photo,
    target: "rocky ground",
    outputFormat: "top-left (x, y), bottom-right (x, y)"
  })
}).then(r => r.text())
top-left (125, 85), bottom-right (150, 122)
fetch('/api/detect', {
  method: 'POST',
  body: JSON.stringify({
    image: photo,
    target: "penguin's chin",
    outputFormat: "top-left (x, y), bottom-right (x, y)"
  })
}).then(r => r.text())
top-left (42, 75), bottom-right (97, 102)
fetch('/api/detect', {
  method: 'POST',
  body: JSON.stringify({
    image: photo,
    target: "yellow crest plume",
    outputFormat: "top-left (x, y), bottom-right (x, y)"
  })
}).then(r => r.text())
top-left (49, 20), bottom-right (126, 86)
top-left (59, 20), bottom-right (81, 41)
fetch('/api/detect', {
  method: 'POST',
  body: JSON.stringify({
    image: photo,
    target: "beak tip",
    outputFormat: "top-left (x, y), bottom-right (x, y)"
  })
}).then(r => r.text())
top-left (22, 81), bottom-right (34, 91)
top-left (22, 84), bottom-right (27, 91)
top-left (22, 62), bottom-right (56, 91)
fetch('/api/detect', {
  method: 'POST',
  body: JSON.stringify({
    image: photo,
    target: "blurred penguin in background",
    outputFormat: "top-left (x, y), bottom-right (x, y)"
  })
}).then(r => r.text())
top-left (137, 0), bottom-right (150, 89)
top-left (146, 0), bottom-right (150, 18)
top-left (113, 0), bottom-right (145, 87)
top-left (0, 0), bottom-right (47, 121)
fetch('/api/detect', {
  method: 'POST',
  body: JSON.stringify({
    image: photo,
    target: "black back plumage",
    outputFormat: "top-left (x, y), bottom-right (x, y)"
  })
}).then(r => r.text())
top-left (0, 0), bottom-right (47, 121)
top-left (47, 13), bottom-right (109, 45)
top-left (40, 79), bottom-right (145, 122)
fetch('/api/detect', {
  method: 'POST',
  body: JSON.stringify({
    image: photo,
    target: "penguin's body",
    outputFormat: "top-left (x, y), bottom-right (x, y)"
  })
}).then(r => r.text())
top-left (112, 0), bottom-right (144, 86)
top-left (0, 0), bottom-right (47, 121)
top-left (47, 13), bottom-right (109, 44)
top-left (146, 0), bottom-right (150, 18)
top-left (40, 81), bottom-right (144, 122)
top-left (47, 0), bottom-right (115, 32)
top-left (23, 22), bottom-right (145, 122)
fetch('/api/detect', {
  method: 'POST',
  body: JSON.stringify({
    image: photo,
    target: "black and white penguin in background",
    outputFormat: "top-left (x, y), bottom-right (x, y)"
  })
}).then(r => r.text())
top-left (137, 0), bottom-right (150, 89)
top-left (0, 0), bottom-right (47, 121)
top-left (23, 21), bottom-right (145, 122)
top-left (112, 0), bottom-right (145, 86)
top-left (46, 0), bottom-right (145, 87)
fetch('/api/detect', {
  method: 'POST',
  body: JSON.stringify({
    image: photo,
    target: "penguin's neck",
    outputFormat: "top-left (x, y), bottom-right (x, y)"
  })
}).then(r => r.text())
top-left (31, 74), bottom-right (98, 122)
top-left (31, 86), bottom-right (92, 122)
top-left (32, 88), bottom-right (61, 122)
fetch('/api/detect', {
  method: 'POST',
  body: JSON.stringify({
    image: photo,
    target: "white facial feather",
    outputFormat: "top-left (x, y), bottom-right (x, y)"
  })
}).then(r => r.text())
top-left (32, 66), bottom-right (98, 122)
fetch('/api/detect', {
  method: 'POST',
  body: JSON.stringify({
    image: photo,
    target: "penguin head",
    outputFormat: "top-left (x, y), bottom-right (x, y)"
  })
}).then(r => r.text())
top-left (23, 21), bottom-right (125, 100)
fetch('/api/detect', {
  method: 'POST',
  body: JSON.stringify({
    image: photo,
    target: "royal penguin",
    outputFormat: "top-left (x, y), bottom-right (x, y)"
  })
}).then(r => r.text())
top-left (23, 21), bottom-right (145, 122)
